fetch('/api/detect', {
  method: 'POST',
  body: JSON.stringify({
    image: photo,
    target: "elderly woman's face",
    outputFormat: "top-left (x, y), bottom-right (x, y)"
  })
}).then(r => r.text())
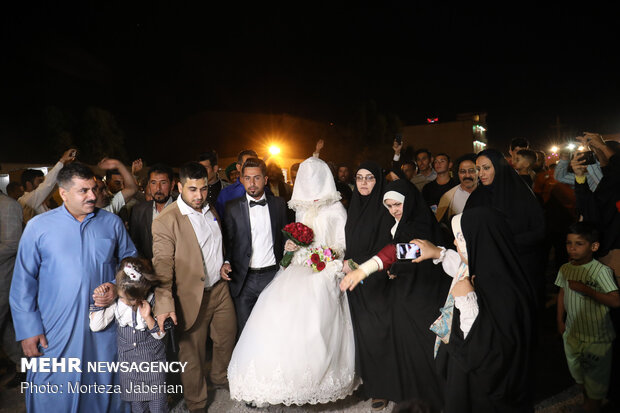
top-left (356, 168), bottom-right (376, 196)
top-left (476, 155), bottom-right (495, 186)
top-left (384, 199), bottom-right (403, 221)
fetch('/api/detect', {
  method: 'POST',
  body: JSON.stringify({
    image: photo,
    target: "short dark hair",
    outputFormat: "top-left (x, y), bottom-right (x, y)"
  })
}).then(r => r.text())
top-left (517, 149), bottom-right (537, 166)
top-left (510, 137), bottom-right (530, 150)
top-left (454, 153), bottom-right (477, 171)
top-left (290, 162), bottom-right (300, 173)
top-left (337, 163), bottom-right (349, 170)
top-left (415, 148), bottom-right (431, 159)
top-left (179, 162), bottom-right (207, 184)
top-left (237, 149), bottom-right (258, 165)
top-left (198, 150), bottom-right (218, 167)
top-left (434, 153), bottom-right (451, 163)
top-left (6, 181), bottom-right (21, 194)
top-left (57, 162), bottom-right (95, 189)
top-left (21, 169), bottom-right (44, 187)
top-left (242, 157), bottom-right (267, 176)
top-left (105, 169), bottom-right (121, 183)
top-left (567, 221), bottom-right (600, 244)
top-left (147, 163), bottom-right (173, 182)
top-left (402, 160), bottom-right (416, 168)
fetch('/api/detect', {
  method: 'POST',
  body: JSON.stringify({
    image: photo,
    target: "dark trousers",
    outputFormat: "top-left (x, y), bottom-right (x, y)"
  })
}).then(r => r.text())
top-left (233, 268), bottom-right (277, 335)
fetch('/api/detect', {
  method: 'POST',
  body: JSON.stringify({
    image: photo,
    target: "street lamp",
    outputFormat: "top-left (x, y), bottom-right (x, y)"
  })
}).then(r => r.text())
top-left (269, 145), bottom-right (281, 155)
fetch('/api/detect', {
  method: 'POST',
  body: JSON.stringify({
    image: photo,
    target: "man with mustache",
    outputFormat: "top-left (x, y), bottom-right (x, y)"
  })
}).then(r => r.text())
top-left (129, 164), bottom-right (175, 260)
top-left (10, 162), bottom-right (137, 412)
top-left (435, 153), bottom-right (479, 226)
top-left (220, 157), bottom-right (289, 334)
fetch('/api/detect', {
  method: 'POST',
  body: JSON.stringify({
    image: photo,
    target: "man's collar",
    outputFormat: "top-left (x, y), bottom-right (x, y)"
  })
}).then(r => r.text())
top-left (245, 192), bottom-right (267, 204)
top-left (177, 195), bottom-right (209, 216)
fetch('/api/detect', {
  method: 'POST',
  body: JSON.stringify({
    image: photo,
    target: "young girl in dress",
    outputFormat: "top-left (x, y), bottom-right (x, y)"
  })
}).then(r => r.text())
top-left (90, 257), bottom-right (168, 413)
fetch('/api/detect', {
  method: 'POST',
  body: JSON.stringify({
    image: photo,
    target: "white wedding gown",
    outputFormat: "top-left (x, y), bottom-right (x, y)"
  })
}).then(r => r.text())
top-left (228, 159), bottom-right (360, 406)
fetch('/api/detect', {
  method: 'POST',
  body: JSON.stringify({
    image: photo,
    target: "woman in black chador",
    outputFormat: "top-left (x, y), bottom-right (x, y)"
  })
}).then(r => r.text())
top-left (345, 178), bottom-right (451, 411)
top-left (465, 148), bottom-right (545, 304)
top-left (343, 206), bottom-right (536, 412)
top-left (343, 161), bottom-right (398, 410)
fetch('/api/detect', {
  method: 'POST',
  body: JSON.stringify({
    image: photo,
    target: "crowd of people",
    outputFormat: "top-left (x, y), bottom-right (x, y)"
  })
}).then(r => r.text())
top-left (0, 132), bottom-right (619, 413)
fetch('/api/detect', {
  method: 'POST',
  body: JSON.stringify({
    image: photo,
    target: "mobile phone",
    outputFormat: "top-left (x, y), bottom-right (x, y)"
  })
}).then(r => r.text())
top-left (70, 149), bottom-right (77, 158)
top-left (396, 243), bottom-right (421, 260)
top-left (579, 151), bottom-right (596, 165)
top-left (394, 134), bottom-right (403, 145)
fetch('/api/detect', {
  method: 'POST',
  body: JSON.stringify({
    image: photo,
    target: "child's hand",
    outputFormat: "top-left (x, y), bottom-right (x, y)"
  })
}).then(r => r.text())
top-left (567, 280), bottom-right (589, 295)
top-left (139, 301), bottom-right (152, 320)
top-left (93, 283), bottom-right (117, 307)
top-left (557, 320), bottom-right (566, 335)
top-left (94, 284), bottom-right (110, 296)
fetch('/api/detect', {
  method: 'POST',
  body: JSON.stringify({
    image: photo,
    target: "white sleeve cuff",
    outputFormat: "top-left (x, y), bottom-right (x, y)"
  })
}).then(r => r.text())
top-left (359, 257), bottom-right (381, 276)
top-left (454, 291), bottom-right (479, 338)
top-left (393, 153), bottom-right (401, 161)
top-left (432, 246), bottom-right (447, 265)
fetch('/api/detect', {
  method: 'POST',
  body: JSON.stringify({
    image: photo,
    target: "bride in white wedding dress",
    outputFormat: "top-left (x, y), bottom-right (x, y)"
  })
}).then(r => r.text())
top-left (227, 156), bottom-right (360, 407)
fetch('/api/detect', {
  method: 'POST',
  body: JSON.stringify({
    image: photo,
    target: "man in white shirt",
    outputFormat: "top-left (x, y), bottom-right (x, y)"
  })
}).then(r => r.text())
top-left (18, 148), bottom-right (76, 223)
top-left (220, 157), bottom-right (289, 334)
top-left (152, 162), bottom-right (236, 412)
top-left (435, 153), bottom-right (479, 226)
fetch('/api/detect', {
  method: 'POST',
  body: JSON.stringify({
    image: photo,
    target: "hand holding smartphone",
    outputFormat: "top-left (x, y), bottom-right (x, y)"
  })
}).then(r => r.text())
top-left (396, 243), bottom-right (421, 260)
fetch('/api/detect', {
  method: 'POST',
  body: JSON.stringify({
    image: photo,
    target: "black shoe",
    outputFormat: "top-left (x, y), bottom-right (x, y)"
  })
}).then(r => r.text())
top-left (5, 372), bottom-right (27, 388)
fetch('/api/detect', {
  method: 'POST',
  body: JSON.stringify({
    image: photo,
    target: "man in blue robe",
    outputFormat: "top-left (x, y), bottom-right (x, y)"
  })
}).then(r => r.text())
top-left (10, 162), bottom-right (137, 413)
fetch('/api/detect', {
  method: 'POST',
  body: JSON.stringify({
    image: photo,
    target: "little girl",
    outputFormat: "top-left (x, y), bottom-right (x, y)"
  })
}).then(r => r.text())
top-left (90, 257), bottom-right (168, 413)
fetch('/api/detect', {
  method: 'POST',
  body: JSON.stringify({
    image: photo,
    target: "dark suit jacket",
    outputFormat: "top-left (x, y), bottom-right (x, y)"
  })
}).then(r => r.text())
top-left (129, 200), bottom-right (155, 259)
top-left (223, 193), bottom-right (289, 297)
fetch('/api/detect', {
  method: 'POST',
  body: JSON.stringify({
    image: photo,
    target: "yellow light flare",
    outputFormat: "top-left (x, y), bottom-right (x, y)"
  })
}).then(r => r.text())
top-left (269, 145), bottom-right (281, 155)
top-left (550, 146), bottom-right (559, 153)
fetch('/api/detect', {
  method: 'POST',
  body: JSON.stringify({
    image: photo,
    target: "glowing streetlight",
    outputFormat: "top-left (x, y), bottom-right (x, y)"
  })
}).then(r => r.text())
top-left (578, 146), bottom-right (585, 151)
top-left (269, 145), bottom-right (281, 155)
top-left (550, 146), bottom-right (559, 153)
top-left (567, 143), bottom-right (576, 150)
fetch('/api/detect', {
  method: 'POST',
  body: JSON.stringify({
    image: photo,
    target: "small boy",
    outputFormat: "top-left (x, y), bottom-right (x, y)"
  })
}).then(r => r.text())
top-left (556, 222), bottom-right (620, 413)
top-left (514, 149), bottom-right (537, 187)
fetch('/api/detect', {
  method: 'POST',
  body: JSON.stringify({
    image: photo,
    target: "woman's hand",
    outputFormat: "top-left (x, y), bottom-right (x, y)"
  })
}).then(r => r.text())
top-left (339, 269), bottom-right (366, 291)
top-left (342, 260), bottom-right (352, 274)
top-left (411, 239), bottom-right (442, 263)
top-left (284, 239), bottom-right (300, 252)
top-left (451, 277), bottom-right (474, 297)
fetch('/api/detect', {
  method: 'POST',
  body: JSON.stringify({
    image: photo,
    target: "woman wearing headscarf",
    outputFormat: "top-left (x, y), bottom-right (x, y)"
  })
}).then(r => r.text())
top-left (465, 148), bottom-right (545, 304)
top-left (228, 156), bottom-right (359, 407)
top-left (343, 161), bottom-right (398, 410)
top-left (343, 207), bottom-right (536, 412)
top-left (344, 178), bottom-right (451, 411)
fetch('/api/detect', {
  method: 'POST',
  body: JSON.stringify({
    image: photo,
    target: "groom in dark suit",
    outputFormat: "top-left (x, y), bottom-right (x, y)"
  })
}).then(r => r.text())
top-left (220, 157), bottom-right (289, 333)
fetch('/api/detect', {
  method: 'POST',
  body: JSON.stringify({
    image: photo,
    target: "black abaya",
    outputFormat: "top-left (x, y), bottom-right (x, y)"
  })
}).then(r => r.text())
top-left (383, 179), bottom-right (451, 409)
top-left (465, 149), bottom-right (545, 304)
top-left (438, 207), bottom-right (536, 413)
top-left (344, 162), bottom-right (400, 401)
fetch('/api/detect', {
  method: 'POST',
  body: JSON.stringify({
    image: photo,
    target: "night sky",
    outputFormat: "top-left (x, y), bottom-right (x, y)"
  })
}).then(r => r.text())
top-left (2, 3), bottom-right (619, 164)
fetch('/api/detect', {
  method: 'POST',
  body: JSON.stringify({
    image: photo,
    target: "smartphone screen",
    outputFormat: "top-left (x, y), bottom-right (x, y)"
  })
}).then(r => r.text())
top-left (396, 243), bottom-right (421, 260)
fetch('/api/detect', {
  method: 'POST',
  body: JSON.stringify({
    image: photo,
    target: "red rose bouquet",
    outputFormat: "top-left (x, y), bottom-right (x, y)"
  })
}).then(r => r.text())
top-left (280, 222), bottom-right (314, 267)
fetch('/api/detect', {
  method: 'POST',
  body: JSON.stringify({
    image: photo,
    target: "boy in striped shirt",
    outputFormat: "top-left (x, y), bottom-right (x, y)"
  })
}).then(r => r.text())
top-left (556, 221), bottom-right (620, 413)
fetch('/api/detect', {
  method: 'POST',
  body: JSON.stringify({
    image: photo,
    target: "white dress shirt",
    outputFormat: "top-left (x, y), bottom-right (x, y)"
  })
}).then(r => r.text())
top-left (177, 196), bottom-right (223, 288)
top-left (247, 193), bottom-right (276, 268)
top-left (451, 186), bottom-right (472, 216)
top-left (18, 161), bottom-right (64, 223)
